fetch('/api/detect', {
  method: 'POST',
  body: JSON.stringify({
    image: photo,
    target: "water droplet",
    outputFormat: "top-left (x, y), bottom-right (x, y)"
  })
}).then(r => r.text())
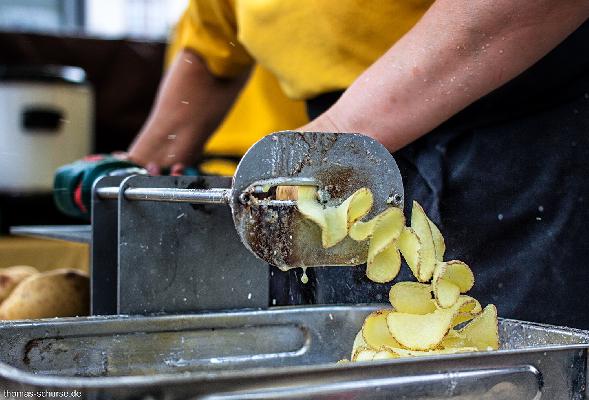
top-left (247, 293), bottom-right (252, 299)
top-left (538, 205), bottom-right (544, 212)
top-left (497, 213), bottom-right (504, 221)
top-left (498, 49), bottom-right (504, 55)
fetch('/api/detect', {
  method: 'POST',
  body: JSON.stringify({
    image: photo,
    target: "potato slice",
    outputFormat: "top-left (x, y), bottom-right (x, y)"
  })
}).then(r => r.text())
top-left (397, 227), bottom-right (421, 278)
top-left (389, 282), bottom-right (436, 314)
top-left (362, 310), bottom-right (401, 349)
top-left (410, 202), bottom-right (437, 282)
top-left (372, 350), bottom-right (400, 360)
top-left (349, 218), bottom-right (379, 241)
top-left (353, 347), bottom-right (378, 362)
top-left (386, 308), bottom-right (454, 351)
top-left (386, 297), bottom-right (473, 350)
top-left (433, 278), bottom-right (461, 309)
top-left (457, 304), bottom-right (500, 350)
top-left (452, 295), bottom-right (483, 326)
top-left (428, 219), bottom-right (446, 261)
top-left (0, 269), bottom-right (89, 320)
top-left (366, 245), bottom-right (401, 283)
top-left (367, 208), bottom-right (405, 261)
top-left (0, 265), bottom-right (39, 303)
top-left (432, 261), bottom-right (475, 308)
top-left (382, 346), bottom-right (479, 358)
top-left (297, 187), bottom-right (373, 248)
top-left (351, 330), bottom-right (369, 359)
top-left (439, 329), bottom-right (467, 349)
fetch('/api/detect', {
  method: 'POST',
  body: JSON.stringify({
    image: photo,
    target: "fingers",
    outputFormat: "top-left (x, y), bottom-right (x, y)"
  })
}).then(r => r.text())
top-left (145, 162), bottom-right (161, 176)
top-left (170, 163), bottom-right (185, 176)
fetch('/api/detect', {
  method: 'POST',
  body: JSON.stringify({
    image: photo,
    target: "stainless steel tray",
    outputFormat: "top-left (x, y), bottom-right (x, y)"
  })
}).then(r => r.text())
top-left (0, 305), bottom-right (588, 399)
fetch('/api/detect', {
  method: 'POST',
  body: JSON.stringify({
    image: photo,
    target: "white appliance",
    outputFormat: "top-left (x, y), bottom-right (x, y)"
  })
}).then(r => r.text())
top-left (0, 65), bottom-right (93, 193)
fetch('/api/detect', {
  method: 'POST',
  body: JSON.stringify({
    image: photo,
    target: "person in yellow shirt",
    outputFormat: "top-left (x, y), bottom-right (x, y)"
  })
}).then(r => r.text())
top-left (127, 0), bottom-right (589, 329)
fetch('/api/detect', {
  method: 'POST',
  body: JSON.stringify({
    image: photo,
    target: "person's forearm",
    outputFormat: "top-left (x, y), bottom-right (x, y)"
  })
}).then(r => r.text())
top-left (309, 0), bottom-right (589, 152)
top-left (128, 50), bottom-right (248, 168)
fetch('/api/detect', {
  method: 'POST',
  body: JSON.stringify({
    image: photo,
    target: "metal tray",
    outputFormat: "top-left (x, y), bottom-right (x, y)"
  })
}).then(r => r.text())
top-left (0, 305), bottom-right (587, 399)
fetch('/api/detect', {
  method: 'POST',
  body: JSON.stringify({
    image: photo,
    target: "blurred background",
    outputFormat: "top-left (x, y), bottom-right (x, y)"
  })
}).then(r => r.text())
top-left (0, 0), bottom-right (306, 270)
top-left (0, 0), bottom-right (188, 269)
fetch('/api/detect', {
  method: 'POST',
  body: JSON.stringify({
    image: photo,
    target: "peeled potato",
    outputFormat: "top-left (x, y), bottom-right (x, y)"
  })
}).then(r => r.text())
top-left (457, 304), bottom-right (500, 350)
top-left (0, 269), bottom-right (89, 320)
top-left (0, 266), bottom-right (39, 303)
top-left (297, 187), bottom-right (373, 248)
top-left (362, 310), bottom-right (401, 349)
top-left (389, 282), bottom-right (436, 314)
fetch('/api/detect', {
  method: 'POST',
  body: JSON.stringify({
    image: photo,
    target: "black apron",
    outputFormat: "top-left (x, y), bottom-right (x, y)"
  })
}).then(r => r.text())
top-left (270, 20), bottom-right (589, 329)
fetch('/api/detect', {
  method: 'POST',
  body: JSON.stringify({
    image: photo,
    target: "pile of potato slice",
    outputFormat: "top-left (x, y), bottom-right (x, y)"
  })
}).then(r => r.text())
top-left (297, 188), bottom-right (499, 360)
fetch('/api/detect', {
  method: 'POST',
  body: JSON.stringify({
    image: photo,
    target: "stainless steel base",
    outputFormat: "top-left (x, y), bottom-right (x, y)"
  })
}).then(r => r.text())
top-left (0, 305), bottom-right (588, 399)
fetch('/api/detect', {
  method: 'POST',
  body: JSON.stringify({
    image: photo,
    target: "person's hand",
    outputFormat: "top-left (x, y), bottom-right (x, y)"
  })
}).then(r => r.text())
top-left (111, 151), bottom-right (186, 176)
top-left (126, 49), bottom-right (248, 176)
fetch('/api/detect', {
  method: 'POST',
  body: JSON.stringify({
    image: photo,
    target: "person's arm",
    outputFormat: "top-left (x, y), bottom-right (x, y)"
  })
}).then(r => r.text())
top-left (128, 49), bottom-right (249, 173)
top-left (302, 0), bottom-right (589, 152)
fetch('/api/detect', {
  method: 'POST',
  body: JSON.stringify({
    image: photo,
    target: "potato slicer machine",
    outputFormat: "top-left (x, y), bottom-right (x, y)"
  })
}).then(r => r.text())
top-left (5, 131), bottom-right (589, 399)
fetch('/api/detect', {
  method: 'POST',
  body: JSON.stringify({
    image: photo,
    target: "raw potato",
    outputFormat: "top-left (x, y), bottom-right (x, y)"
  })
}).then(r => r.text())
top-left (382, 346), bottom-right (478, 358)
top-left (457, 304), bottom-right (500, 350)
top-left (0, 269), bottom-right (89, 320)
top-left (432, 260), bottom-right (475, 308)
top-left (397, 227), bottom-right (421, 278)
top-left (366, 245), bottom-right (401, 283)
top-left (388, 282), bottom-right (436, 314)
top-left (386, 297), bottom-right (476, 351)
top-left (366, 208), bottom-right (405, 262)
top-left (452, 295), bottom-right (483, 327)
top-left (386, 305), bottom-right (457, 351)
top-left (409, 202), bottom-right (437, 282)
top-left (344, 199), bottom-right (499, 363)
top-left (357, 206), bottom-right (405, 283)
top-left (353, 347), bottom-right (378, 362)
top-left (0, 265), bottom-right (38, 303)
top-left (351, 330), bottom-right (368, 359)
top-left (297, 187), bottom-right (373, 248)
top-left (428, 219), bottom-right (446, 261)
top-left (361, 310), bottom-right (401, 349)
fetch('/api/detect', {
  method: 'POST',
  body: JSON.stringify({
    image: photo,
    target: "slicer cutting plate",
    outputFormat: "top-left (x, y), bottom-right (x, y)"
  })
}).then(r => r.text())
top-left (231, 131), bottom-right (403, 269)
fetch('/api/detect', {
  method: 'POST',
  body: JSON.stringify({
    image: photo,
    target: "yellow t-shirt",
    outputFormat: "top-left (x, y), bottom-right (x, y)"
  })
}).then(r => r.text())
top-left (169, 0), bottom-right (433, 171)
top-left (178, 0), bottom-right (434, 100)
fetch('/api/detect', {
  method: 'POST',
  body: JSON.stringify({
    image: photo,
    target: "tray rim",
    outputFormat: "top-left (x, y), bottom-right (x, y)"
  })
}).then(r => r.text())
top-left (0, 304), bottom-right (588, 389)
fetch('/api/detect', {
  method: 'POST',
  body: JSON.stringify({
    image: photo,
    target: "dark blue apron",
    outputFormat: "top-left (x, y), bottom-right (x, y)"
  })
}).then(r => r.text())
top-left (270, 20), bottom-right (589, 329)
